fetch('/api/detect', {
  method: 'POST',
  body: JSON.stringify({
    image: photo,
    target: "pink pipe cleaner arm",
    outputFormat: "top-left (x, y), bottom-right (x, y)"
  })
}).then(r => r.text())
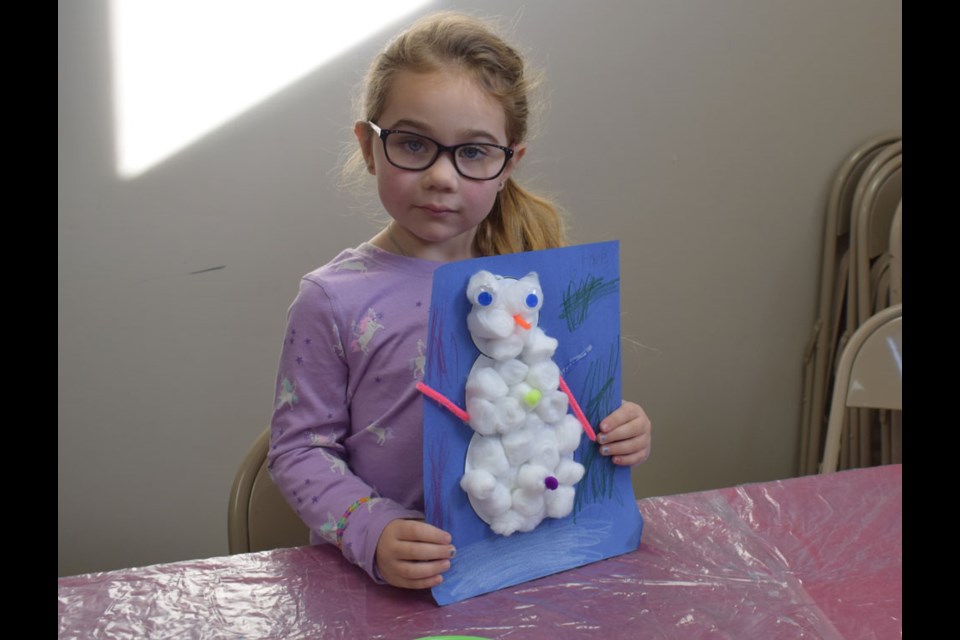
top-left (416, 381), bottom-right (470, 423)
top-left (418, 377), bottom-right (596, 443)
top-left (558, 375), bottom-right (598, 442)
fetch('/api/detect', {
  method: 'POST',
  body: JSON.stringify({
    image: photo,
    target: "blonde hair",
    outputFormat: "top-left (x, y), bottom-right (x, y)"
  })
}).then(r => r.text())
top-left (349, 11), bottom-right (566, 255)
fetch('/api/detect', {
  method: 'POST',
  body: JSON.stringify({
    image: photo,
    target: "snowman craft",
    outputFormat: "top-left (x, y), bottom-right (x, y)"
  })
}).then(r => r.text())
top-left (421, 270), bottom-right (595, 536)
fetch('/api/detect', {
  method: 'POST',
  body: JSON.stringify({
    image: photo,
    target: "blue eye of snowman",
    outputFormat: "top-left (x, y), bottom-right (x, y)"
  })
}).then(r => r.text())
top-left (477, 291), bottom-right (493, 307)
top-left (525, 293), bottom-right (539, 308)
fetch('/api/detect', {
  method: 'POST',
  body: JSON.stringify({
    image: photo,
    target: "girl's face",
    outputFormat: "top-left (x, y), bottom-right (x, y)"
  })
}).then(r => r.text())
top-left (356, 69), bottom-right (525, 262)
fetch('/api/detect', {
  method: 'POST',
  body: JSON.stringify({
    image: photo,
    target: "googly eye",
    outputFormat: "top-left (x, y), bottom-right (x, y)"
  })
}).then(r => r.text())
top-left (477, 290), bottom-right (494, 307)
top-left (525, 293), bottom-right (539, 308)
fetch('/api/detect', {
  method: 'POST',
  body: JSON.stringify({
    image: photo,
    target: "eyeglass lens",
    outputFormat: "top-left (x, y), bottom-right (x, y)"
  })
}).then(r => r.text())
top-left (383, 131), bottom-right (508, 180)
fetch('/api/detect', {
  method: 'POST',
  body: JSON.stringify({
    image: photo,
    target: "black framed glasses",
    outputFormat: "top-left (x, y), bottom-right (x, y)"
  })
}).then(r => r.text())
top-left (368, 121), bottom-right (514, 181)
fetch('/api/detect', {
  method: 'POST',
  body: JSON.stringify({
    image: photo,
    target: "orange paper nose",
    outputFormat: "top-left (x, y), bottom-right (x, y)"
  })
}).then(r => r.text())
top-left (513, 314), bottom-right (532, 330)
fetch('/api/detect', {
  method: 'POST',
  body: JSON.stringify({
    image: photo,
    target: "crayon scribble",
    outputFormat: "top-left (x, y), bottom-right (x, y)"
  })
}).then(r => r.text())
top-left (574, 342), bottom-right (622, 513)
top-left (583, 342), bottom-right (620, 427)
top-left (560, 275), bottom-right (620, 332)
top-left (427, 437), bottom-right (447, 528)
top-left (435, 509), bottom-right (613, 605)
top-left (428, 305), bottom-right (448, 385)
top-left (574, 443), bottom-right (614, 516)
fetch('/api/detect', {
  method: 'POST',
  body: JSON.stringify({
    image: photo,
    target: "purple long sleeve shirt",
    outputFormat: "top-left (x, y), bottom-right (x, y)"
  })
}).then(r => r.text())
top-left (268, 243), bottom-right (442, 580)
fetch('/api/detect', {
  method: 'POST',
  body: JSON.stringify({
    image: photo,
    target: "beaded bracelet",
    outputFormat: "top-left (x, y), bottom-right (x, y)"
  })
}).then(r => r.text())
top-left (336, 496), bottom-right (372, 548)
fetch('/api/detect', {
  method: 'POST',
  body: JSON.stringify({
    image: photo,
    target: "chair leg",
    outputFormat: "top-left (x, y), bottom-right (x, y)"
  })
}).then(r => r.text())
top-left (858, 408), bottom-right (871, 469)
top-left (880, 410), bottom-right (891, 465)
top-left (891, 412), bottom-right (902, 463)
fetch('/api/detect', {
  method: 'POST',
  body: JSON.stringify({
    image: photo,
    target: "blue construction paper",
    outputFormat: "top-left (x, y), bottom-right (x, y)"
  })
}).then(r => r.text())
top-left (422, 241), bottom-right (643, 606)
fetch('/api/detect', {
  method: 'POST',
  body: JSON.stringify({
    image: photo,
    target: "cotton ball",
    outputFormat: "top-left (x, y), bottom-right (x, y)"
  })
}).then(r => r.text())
top-left (466, 271), bottom-right (513, 339)
top-left (528, 433), bottom-right (560, 470)
top-left (524, 413), bottom-right (545, 443)
top-left (526, 360), bottom-right (560, 392)
top-left (509, 381), bottom-right (542, 410)
top-left (486, 335), bottom-right (525, 361)
top-left (554, 415), bottom-right (584, 454)
top-left (494, 397), bottom-right (526, 433)
top-left (555, 458), bottom-right (585, 485)
top-left (499, 463), bottom-right (519, 488)
top-left (536, 389), bottom-right (569, 423)
top-left (474, 483), bottom-right (512, 518)
top-left (491, 510), bottom-right (525, 536)
top-left (466, 366), bottom-right (508, 400)
top-left (466, 436), bottom-right (510, 477)
top-left (517, 513), bottom-right (542, 533)
top-left (544, 485), bottom-right (575, 518)
top-left (516, 463), bottom-right (551, 492)
top-left (506, 273), bottom-right (543, 314)
top-left (522, 327), bottom-right (558, 362)
top-left (511, 488), bottom-right (545, 517)
top-left (501, 429), bottom-right (534, 467)
top-left (466, 397), bottom-right (499, 435)
top-left (467, 307), bottom-right (514, 340)
top-left (460, 469), bottom-right (498, 499)
top-left (495, 359), bottom-right (529, 386)
top-left (465, 270), bottom-right (499, 302)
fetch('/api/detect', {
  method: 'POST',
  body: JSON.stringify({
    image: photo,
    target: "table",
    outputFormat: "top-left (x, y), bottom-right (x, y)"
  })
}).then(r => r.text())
top-left (58, 464), bottom-right (901, 639)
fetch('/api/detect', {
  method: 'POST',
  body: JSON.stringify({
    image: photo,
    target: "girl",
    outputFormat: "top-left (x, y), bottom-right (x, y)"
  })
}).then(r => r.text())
top-left (269, 12), bottom-right (651, 590)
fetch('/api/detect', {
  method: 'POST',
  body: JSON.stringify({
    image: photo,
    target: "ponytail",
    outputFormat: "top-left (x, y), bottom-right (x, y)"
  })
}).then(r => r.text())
top-left (474, 178), bottom-right (566, 256)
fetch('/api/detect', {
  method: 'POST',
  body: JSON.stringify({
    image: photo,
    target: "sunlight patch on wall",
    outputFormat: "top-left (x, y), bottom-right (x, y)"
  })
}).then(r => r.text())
top-left (111, 0), bottom-right (431, 179)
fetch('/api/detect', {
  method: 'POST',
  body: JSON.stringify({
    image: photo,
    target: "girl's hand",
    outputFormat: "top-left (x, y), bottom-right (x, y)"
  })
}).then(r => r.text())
top-left (596, 401), bottom-right (652, 466)
top-left (375, 519), bottom-right (456, 589)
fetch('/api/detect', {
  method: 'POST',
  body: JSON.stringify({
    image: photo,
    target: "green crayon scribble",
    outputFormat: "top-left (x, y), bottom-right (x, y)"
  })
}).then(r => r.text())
top-left (574, 342), bottom-right (623, 516)
top-left (560, 275), bottom-right (620, 332)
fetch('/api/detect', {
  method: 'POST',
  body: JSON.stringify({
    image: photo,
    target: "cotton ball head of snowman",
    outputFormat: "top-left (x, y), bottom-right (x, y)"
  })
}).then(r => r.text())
top-left (459, 270), bottom-right (586, 536)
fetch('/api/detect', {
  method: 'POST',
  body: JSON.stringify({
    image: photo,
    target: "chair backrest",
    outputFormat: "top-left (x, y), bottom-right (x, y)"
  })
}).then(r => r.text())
top-left (845, 141), bottom-right (901, 329)
top-left (228, 428), bottom-right (310, 554)
top-left (833, 134), bottom-right (901, 237)
top-left (854, 152), bottom-right (902, 325)
top-left (799, 132), bottom-right (900, 475)
top-left (820, 304), bottom-right (902, 473)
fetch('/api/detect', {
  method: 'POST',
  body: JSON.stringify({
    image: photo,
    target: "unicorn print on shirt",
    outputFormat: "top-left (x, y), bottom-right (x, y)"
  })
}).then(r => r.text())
top-left (276, 376), bottom-right (299, 411)
top-left (410, 338), bottom-right (427, 380)
top-left (308, 430), bottom-right (338, 446)
top-left (332, 322), bottom-right (345, 359)
top-left (365, 422), bottom-right (393, 446)
top-left (335, 259), bottom-right (368, 274)
top-left (317, 513), bottom-right (339, 544)
top-left (351, 308), bottom-right (384, 354)
top-left (319, 449), bottom-right (348, 475)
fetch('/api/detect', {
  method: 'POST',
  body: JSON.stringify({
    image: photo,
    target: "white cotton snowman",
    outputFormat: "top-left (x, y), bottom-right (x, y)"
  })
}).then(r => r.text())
top-left (459, 270), bottom-right (586, 536)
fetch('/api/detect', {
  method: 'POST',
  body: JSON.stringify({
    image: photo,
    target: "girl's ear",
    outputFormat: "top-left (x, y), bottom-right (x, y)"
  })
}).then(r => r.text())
top-left (354, 121), bottom-right (377, 175)
top-left (500, 143), bottom-right (527, 183)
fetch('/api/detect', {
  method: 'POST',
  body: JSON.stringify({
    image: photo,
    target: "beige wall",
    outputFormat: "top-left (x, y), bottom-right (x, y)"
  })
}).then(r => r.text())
top-left (58, 0), bottom-right (902, 576)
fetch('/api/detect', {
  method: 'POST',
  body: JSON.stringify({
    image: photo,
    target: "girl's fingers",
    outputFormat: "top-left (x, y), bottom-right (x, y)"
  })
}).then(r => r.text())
top-left (394, 558), bottom-right (452, 581)
top-left (377, 520), bottom-right (455, 589)
top-left (394, 540), bottom-right (457, 562)
top-left (392, 571), bottom-right (445, 590)
top-left (611, 450), bottom-right (649, 467)
top-left (600, 437), bottom-right (648, 457)
top-left (392, 519), bottom-right (453, 545)
top-left (599, 434), bottom-right (651, 466)
top-left (598, 401), bottom-right (644, 433)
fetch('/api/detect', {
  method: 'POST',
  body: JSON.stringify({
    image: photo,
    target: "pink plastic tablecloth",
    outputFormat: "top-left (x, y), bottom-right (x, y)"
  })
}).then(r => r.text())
top-left (58, 464), bottom-right (901, 639)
